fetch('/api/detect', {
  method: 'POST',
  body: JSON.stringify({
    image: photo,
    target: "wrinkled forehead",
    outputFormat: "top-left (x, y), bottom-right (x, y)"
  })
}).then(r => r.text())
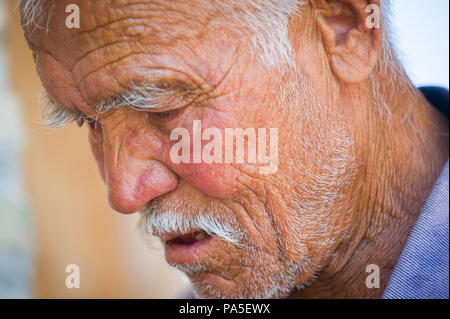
top-left (22, 0), bottom-right (221, 67)
top-left (20, 0), bottom-right (248, 108)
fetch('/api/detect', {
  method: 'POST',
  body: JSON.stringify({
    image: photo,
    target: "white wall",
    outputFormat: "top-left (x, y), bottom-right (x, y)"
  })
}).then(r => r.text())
top-left (391, 0), bottom-right (449, 88)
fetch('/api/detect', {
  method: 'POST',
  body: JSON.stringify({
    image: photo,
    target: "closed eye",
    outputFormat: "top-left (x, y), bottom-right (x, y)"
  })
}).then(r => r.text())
top-left (146, 104), bottom-right (189, 121)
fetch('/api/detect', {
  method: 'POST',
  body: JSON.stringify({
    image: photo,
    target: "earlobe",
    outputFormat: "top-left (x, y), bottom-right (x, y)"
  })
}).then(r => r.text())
top-left (315, 0), bottom-right (383, 83)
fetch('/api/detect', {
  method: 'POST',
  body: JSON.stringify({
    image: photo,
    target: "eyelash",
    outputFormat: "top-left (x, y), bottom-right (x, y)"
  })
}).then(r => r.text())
top-left (74, 107), bottom-right (180, 131)
top-left (76, 101), bottom-right (190, 131)
top-left (77, 116), bottom-right (100, 130)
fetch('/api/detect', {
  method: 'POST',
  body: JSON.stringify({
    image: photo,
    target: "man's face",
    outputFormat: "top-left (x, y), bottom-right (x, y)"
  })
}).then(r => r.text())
top-left (24, 0), bottom-right (355, 298)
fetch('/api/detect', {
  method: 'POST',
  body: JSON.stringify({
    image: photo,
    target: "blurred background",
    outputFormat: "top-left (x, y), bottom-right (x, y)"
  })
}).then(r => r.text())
top-left (0, 0), bottom-right (448, 298)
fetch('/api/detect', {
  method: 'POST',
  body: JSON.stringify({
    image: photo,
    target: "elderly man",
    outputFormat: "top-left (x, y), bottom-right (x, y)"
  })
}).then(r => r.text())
top-left (19, 0), bottom-right (448, 299)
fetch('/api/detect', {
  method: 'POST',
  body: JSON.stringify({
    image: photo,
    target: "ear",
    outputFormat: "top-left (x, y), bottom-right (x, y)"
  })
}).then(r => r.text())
top-left (314, 0), bottom-right (383, 83)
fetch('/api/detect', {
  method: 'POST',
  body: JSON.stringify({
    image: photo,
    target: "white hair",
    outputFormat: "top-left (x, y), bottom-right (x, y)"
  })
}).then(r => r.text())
top-left (208, 0), bottom-right (303, 67)
top-left (39, 92), bottom-right (83, 129)
top-left (138, 198), bottom-right (246, 248)
top-left (19, 0), bottom-right (54, 34)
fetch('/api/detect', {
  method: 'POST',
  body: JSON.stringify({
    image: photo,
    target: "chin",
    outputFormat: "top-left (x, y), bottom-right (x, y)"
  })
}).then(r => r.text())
top-left (185, 266), bottom-right (299, 299)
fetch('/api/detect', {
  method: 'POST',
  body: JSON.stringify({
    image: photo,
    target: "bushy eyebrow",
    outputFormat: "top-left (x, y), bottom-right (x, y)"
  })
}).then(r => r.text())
top-left (40, 80), bottom-right (201, 129)
top-left (96, 81), bottom-right (188, 113)
top-left (40, 92), bottom-right (84, 129)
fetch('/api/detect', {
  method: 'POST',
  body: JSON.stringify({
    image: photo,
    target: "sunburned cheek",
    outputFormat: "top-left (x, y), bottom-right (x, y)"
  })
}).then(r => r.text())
top-left (157, 134), bottom-right (238, 199)
top-left (172, 162), bottom-right (237, 199)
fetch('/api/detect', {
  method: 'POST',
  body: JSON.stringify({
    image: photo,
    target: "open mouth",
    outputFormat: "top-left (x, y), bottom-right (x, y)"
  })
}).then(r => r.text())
top-left (165, 230), bottom-right (211, 246)
top-left (163, 230), bottom-right (218, 266)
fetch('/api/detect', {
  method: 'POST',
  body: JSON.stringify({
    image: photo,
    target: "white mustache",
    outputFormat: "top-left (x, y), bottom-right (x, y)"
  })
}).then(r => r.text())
top-left (138, 200), bottom-right (246, 248)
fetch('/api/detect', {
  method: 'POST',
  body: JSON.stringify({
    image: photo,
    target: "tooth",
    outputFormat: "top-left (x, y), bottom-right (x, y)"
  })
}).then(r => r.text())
top-left (195, 231), bottom-right (207, 241)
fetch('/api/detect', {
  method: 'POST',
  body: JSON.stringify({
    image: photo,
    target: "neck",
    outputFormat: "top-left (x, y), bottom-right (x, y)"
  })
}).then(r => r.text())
top-left (290, 73), bottom-right (449, 299)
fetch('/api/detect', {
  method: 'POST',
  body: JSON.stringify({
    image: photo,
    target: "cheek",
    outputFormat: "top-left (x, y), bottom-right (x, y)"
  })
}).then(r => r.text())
top-left (171, 162), bottom-right (239, 199)
top-left (158, 121), bottom-right (244, 199)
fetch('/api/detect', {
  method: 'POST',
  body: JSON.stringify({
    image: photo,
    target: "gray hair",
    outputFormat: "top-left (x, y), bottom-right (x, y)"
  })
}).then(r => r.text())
top-left (19, 0), bottom-right (53, 34)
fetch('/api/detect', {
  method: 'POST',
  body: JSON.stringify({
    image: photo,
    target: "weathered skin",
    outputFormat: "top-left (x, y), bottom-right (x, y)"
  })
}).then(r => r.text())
top-left (22, 0), bottom-right (449, 298)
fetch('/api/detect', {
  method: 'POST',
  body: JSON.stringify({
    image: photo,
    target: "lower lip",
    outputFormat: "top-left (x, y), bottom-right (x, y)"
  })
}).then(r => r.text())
top-left (164, 235), bottom-right (214, 265)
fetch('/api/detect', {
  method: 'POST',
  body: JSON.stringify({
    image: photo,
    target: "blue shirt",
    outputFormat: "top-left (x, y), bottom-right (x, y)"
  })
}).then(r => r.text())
top-left (383, 87), bottom-right (449, 299)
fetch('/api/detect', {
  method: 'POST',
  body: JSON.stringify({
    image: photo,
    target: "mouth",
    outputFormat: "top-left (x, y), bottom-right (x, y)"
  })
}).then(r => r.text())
top-left (164, 230), bottom-right (211, 246)
top-left (162, 230), bottom-right (214, 266)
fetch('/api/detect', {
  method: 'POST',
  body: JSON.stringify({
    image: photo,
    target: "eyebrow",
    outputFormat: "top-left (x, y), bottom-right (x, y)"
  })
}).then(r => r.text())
top-left (96, 81), bottom-right (188, 113)
top-left (40, 92), bottom-right (84, 129)
top-left (40, 80), bottom-right (199, 129)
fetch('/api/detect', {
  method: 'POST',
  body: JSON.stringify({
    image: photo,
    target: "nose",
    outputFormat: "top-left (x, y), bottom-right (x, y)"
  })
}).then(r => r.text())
top-left (99, 114), bottom-right (178, 214)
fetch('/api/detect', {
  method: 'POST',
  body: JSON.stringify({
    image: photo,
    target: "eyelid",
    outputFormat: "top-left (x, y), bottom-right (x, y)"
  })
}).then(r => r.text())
top-left (113, 80), bottom-right (205, 113)
top-left (134, 89), bottom-right (206, 115)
